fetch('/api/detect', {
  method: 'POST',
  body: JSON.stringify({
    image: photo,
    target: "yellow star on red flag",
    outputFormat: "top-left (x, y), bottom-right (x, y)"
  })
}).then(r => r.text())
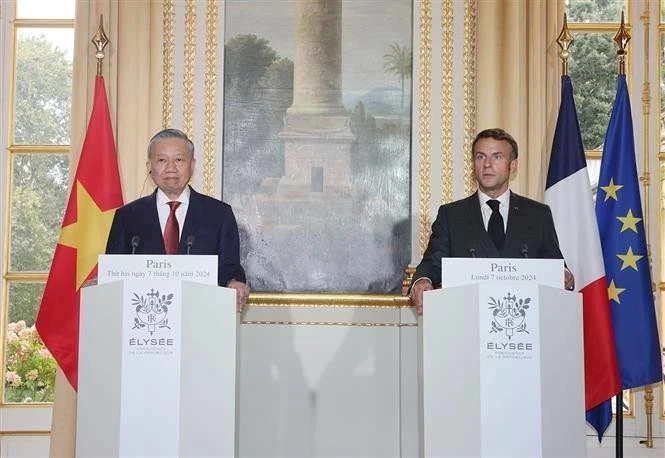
top-left (58, 180), bottom-right (117, 290)
top-left (36, 75), bottom-right (123, 390)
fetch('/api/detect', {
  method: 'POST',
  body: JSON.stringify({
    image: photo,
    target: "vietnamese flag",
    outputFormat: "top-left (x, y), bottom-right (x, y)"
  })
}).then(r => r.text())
top-left (36, 75), bottom-right (123, 390)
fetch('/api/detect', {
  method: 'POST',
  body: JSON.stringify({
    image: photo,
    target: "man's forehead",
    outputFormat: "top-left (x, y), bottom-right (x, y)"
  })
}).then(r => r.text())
top-left (151, 148), bottom-right (193, 159)
top-left (474, 139), bottom-right (510, 153)
top-left (152, 149), bottom-right (189, 155)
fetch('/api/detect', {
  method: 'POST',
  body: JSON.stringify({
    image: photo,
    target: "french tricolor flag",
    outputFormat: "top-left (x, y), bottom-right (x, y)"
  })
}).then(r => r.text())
top-left (544, 75), bottom-right (621, 440)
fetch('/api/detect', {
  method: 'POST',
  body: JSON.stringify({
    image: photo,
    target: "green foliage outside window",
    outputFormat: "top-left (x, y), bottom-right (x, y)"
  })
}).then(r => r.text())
top-left (566, 0), bottom-right (626, 151)
top-left (4, 32), bottom-right (73, 403)
top-left (14, 33), bottom-right (72, 144)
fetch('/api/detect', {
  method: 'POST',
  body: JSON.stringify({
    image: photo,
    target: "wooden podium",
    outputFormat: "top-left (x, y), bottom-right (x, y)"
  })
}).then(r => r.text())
top-left (422, 258), bottom-right (585, 457)
top-left (76, 255), bottom-right (238, 457)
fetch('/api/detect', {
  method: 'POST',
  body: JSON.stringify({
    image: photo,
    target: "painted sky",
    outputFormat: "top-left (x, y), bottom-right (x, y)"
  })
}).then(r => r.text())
top-left (224, 0), bottom-right (412, 96)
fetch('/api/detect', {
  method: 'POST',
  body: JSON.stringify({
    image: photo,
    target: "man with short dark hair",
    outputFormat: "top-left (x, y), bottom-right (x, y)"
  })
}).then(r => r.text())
top-left (106, 128), bottom-right (249, 311)
top-left (410, 128), bottom-right (574, 314)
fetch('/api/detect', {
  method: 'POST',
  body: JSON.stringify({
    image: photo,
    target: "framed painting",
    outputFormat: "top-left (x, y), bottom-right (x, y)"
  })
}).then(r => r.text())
top-left (222, 0), bottom-right (413, 293)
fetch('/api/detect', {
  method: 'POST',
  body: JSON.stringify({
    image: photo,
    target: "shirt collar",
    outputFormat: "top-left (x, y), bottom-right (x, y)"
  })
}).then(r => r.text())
top-left (478, 188), bottom-right (510, 208)
top-left (156, 186), bottom-right (191, 206)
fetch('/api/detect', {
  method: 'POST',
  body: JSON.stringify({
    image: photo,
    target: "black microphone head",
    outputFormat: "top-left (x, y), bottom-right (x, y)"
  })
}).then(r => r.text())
top-left (130, 235), bottom-right (140, 254)
top-left (520, 244), bottom-right (529, 258)
top-left (468, 247), bottom-right (477, 258)
top-left (185, 235), bottom-right (195, 254)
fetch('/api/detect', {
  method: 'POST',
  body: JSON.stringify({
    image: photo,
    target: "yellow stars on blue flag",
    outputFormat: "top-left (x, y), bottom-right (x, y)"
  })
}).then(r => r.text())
top-left (616, 246), bottom-right (642, 271)
top-left (596, 175), bottom-right (647, 302)
top-left (606, 280), bottom-right (625, 303)
top-left (617, 209), bottom-right (641, 233)
top-left (600, 177), bottom-right (623, 201)
top-left (593, 73), bottom-right (661, 390)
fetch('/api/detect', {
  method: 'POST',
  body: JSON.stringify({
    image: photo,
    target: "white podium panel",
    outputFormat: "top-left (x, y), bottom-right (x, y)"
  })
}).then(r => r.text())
top-left (423, 282), bottom-right (585, 457)
top-left (77, 255), bottom-right (236, 457)
top-left (441, 257), bottom-right (564, 288)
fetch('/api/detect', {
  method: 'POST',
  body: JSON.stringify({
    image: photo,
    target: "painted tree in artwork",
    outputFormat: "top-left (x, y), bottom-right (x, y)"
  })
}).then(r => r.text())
top-left (383, 43), bottom-right (412, 110)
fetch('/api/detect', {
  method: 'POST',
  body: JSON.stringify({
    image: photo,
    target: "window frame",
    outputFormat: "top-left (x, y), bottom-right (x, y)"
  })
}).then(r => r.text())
top-left (1, 0), bottom-right (74, 406)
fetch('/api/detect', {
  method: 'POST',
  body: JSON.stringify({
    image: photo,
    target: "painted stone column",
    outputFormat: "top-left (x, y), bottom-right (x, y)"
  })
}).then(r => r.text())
top-left (276, 0), bottom-right (354, 200)
top-left (289, 0), bottom-right (345, 116)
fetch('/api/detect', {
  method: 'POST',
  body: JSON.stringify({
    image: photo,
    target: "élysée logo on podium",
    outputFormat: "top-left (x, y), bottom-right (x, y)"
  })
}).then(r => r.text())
top-left (488, 292), bottom-right (531, 340)
top-left (131, 288), bottom-right (173, 335)
top-left (126, 288), bottom-right (177, 352)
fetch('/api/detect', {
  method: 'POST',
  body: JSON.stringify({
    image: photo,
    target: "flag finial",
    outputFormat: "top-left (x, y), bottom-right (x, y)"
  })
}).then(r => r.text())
top-left (614, 11), bottom-right (631, 75)
top-left (92, 14), bottom-right (109, 76)
top-left (556, 13), bottom-right (574, 76)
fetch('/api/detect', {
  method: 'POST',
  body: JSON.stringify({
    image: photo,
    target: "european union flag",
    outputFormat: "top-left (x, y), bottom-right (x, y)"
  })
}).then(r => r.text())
top-left (592, 74), bottom-right (663, 429)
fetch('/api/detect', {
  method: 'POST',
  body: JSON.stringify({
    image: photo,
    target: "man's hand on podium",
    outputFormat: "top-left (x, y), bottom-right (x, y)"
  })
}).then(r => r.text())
top-left (409, 278), bottom-right (433, 315)
top-left (564, 268), bottom-right (575, 291)
top-left (227, 279), bottom-right (249, 312)
top-left (81, 277), bottom-right (98, 288)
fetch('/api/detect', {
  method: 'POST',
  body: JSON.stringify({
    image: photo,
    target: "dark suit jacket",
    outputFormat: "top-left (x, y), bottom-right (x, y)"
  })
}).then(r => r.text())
top-left (106, 186), bottom-right (246, 287)
top-left (413, 191), bottom-right (564, 287)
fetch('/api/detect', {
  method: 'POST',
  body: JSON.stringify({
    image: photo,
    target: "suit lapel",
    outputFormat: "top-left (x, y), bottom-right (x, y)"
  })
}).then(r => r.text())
top-left (502, 191), bottom-right (523, 256)
top-left (466, 193), bottom-right (499, 257)
top-left (144, 191), bottom-right (167, 254)
top-left (179, 186), bottom-right (200, 254)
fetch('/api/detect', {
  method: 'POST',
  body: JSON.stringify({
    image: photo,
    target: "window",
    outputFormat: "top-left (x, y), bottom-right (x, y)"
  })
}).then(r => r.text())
top-left (566, 0), bottom-right (628, 190)
top-left (1, 0), bottom-right (74, 404)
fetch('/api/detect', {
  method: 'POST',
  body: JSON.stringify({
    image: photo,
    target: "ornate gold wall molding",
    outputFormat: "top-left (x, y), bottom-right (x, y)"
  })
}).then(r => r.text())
top-left (183, 0), bottom-right (196, 137)
top-left (244, 293), bottom-right (413, 326)
top-left (463, 0), bottom-right (477, 195)
top-left (418, 0), bottom-right (433, 257)
top-left (162, 0), bottom-right (175, 128)
top-left (440, 0), bottom-right (453, 205)
top-left (203, 1), bottom-right (218, 196)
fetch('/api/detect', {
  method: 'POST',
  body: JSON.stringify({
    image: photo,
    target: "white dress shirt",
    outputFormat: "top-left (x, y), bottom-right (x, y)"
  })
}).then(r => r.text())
top-left (478, 188), bottom-right (509, 231)
top-left (156, 187), bottom-right (191, 241)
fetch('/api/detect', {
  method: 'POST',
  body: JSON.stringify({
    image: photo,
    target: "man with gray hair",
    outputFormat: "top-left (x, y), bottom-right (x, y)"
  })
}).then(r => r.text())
top-left (106, 128), bottom-right (249, 311)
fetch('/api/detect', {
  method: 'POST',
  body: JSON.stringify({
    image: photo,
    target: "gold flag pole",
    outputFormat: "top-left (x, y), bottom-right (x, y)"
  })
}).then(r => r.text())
top-left (614, 12), bottom-right (630, 76)
top-left (612, 14), bottom-right (630, 454)
top-left (637, 2), bottom-right (656, 449)
top-left (556, 13), bottom-right (573, 77)
top-left (92, 14), bottom-right (109, 76)
top-left (614, 10), bottom-right (656, 449)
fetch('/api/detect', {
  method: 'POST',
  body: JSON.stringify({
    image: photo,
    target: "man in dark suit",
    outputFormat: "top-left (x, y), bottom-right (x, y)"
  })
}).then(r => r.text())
top-left (410, 128), bottom-right (574, 314)
top-left (106, 128), bottom-right (249, 311)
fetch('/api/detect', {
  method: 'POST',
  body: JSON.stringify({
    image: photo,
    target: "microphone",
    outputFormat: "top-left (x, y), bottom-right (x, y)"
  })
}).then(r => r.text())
top-left (185, 235), bottom-right (196, 254)
top-left (468, 247), bottom-right (477, 258)
top-left (520, 244), bottom-right (529, 258)
top-left (131, 235), bottom-right (140, 254)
